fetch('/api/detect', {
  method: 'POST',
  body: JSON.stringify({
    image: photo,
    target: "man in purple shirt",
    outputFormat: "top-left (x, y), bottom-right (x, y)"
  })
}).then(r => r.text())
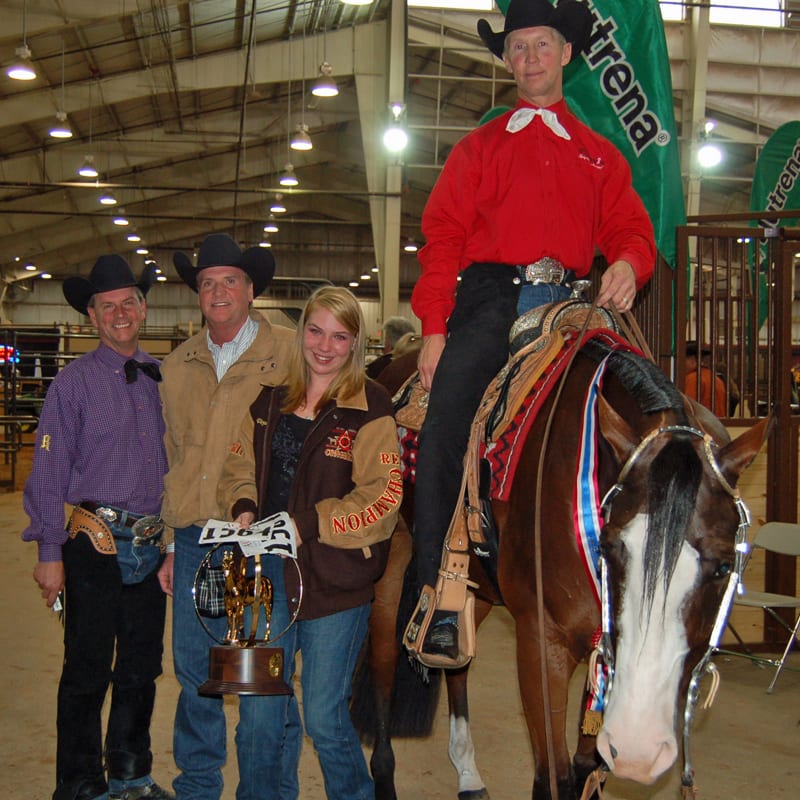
top-left (22, 255), bottom-right (174, 800)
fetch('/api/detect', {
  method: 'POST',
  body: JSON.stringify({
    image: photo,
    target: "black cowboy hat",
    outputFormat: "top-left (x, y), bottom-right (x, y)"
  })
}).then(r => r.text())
top-left (63, 255), bottom-right (156, 315)
top-left (173, 233), bottom-right (275, 297)
top-left (477, 0), bottom-right (594, 61)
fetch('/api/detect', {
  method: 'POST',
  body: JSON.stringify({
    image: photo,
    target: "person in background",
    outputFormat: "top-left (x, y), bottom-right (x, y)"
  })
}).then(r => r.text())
top-left (685, 341), bottom-right (727, 418)
top-left (218, 286), bottom-right (401, 800)
top-left (371, 332), bottom-right (424, 397)
top-left (365, 315), bottom-right (416, 379)
top-left (22, 255), bottom-right (173, 800)
top-left (156, 233), bottom-right (294, 800)
top-left (404, 0), bottom-right (656, 665)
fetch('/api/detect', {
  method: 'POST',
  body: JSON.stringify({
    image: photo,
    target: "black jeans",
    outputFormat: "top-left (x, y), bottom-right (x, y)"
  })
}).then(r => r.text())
top-left (413, 263), bottom-right (521, 589)
top-left (56, 530), bottom-right (166, 798)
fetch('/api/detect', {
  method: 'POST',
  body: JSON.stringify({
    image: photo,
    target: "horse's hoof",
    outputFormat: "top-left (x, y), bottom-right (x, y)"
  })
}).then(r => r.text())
top-left (458, 790), bottom-right (490, 800)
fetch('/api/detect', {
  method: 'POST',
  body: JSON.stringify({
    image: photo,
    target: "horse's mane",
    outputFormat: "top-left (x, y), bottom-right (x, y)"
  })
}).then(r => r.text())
top-left (583, 340), bottom-right (700, 618)
top-left (582, 341), bottom-right (687, 419)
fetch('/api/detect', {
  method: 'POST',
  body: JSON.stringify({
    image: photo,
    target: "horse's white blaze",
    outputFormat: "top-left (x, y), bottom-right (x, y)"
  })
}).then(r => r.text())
top-left (596, 513), bottom-right (701, 784)
top-left (448, 714), bottom-right (485, 793)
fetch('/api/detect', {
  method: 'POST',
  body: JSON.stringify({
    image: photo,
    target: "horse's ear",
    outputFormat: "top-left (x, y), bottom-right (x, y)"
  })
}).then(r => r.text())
top-left (598, 393), bottom-right (638, 465)
top-left (716, 415), bottom-right (774, 483)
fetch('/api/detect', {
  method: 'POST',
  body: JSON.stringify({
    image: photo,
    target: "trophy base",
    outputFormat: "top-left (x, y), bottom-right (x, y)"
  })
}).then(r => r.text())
top-left (199, 645), bottom-right (293, 696)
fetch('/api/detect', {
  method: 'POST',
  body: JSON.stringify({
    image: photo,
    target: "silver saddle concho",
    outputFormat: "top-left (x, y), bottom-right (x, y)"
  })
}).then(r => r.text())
top-left (509, 279), bottom-right (619, 355)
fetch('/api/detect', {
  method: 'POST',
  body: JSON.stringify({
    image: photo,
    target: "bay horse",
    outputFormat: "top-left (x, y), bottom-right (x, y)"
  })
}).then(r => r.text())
top-left (353, 337), bottom-right (770, 800)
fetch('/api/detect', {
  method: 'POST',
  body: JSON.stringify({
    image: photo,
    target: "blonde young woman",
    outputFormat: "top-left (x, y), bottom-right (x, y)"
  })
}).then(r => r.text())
top-left (218, 286), bottom-right (401, 799)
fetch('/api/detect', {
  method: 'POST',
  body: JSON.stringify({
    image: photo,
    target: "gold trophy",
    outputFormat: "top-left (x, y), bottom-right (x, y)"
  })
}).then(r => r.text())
top-left (194, 544), bottom-right (301, 696)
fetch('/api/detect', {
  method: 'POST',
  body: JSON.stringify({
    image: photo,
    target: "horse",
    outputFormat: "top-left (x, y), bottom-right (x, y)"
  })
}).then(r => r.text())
top-left (353, 336), bottom-right (770, 800)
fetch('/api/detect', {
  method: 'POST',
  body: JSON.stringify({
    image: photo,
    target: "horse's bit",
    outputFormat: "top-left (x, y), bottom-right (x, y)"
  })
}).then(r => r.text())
top-left (596, 424), bottom-right (752, 795)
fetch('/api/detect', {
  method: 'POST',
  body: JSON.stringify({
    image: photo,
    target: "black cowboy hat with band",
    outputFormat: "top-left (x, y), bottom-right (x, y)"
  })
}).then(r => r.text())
top-left (477, 0), bottom-right (594, 61)
top-left (174, 233), bottom-right (275, 297)
top-left (63, 255), bottom-right (156, 316)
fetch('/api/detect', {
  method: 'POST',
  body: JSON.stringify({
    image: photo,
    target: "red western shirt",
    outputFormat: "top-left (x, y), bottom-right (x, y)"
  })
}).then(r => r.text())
top-left (412, 98), bottom-right (656, 336)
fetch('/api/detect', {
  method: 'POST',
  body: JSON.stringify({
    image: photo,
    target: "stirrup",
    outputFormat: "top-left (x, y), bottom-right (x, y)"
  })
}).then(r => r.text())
top-left (403, 583), bottom-right (476, 669)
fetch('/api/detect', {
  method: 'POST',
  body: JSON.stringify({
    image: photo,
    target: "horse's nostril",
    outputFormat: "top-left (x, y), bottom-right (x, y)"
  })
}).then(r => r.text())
top-left (609, 744), bottom-right (618, 759)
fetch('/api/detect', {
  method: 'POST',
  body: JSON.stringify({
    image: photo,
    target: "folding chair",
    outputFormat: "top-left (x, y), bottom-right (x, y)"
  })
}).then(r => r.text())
top-left (725, 521), bottom-right (800, 693)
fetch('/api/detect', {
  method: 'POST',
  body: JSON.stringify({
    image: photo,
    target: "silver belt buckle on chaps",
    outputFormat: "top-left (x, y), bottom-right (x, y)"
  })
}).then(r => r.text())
top-left (524, 256), bottom-right (565, 285)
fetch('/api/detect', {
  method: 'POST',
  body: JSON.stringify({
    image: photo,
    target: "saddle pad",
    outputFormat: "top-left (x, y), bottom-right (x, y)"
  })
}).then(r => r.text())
top-left (484, 329), bottom-right (634, 501)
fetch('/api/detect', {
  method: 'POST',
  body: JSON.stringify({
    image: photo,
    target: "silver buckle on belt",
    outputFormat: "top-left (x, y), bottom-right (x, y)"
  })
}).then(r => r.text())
top-left (95, 506), bottom-right (118, 523)
top-left (524, 256), bottom-right (565, 285)
top-left (132, 515), bottom-right (165, 545)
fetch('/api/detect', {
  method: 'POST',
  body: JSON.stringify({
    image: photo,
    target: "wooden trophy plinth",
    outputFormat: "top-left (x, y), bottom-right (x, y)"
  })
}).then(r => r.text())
top-left (198, 644), bottom-right (293, 696)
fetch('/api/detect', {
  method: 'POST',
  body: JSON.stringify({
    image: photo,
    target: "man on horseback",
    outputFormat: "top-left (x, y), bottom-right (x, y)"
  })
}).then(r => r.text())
top-left (404, 0), bottom-right (656, 666)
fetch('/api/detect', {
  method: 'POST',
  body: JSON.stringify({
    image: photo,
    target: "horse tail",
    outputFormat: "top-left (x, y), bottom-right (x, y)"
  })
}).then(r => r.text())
top-left (351, 559), bottom-right (442, 744)
top-left (643, 436), bottom-right (702, 618)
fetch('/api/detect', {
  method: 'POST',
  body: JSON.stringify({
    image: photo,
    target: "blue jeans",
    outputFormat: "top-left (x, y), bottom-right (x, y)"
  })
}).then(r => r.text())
top-left (55, 525), bottom-right (166, 800)
top-left (414, 263), bottom-right (572, 588)
top-left (287, 604), bottom-right (373, 800)
top-left (171, 528), bottom-right (301, 800)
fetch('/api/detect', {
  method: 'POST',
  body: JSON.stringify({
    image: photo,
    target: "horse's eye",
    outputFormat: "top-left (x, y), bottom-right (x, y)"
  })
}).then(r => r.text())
top-left (713, 562), bottom-right (732, 579)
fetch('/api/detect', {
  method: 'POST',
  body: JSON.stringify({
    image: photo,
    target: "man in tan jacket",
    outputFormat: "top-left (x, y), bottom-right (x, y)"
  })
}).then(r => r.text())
top-left (157, 233), bottom-right (294, 800)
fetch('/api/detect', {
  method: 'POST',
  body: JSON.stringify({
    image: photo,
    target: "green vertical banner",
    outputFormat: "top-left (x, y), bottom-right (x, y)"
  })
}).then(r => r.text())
top-left (749, 121), bottom-right (800, 226)
top-left (494, 0), bottom-right (685, 267)
top-left (748, 121), bottom-right (800, 328)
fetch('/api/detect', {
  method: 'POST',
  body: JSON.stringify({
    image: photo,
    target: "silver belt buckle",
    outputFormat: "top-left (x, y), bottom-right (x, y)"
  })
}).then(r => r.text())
top-left (95, 506), bottom-right (118, 523)
top-left (132, 515), bottom-right (165, 545)
top-left (525, 256), bottom-right (565, 285)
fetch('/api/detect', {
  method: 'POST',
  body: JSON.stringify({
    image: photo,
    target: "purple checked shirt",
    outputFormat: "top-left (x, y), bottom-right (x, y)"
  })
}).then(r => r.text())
top-left (22, 343), bottom-right (168, 562)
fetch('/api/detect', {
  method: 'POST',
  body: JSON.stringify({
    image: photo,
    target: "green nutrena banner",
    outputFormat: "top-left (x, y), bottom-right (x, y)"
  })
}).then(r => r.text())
top-left (748, 121), bottom-right (800, 328)
top-left (494, 0), bottom-right (685, 268)
top-left (749, 120), bottom-right (800, 226)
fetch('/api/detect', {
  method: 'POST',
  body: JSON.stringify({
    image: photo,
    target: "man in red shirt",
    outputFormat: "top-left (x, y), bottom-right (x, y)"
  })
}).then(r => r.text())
top-left (404, 0), bottom-right (656, 665)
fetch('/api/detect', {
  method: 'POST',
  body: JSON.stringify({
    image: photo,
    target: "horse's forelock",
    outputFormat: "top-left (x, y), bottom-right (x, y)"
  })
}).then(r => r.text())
top-left (642, 436), bottom-right (702, 618)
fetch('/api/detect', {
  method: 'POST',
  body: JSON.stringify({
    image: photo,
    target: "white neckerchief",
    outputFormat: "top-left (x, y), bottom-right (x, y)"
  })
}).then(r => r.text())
top-left (506, 107), bottom-right (571, 140)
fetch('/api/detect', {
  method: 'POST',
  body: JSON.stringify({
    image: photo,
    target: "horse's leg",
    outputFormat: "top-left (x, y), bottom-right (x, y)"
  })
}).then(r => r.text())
top-left (513, 613), bottom-right (578, 800)
top-left (367, 521), bottom-right (413, 800)
top-left (447, 597), bottom-right (493, 800)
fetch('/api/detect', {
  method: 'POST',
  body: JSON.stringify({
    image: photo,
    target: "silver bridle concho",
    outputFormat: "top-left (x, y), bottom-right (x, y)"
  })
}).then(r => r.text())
top-left (596, 425), bottom-right (751, 791)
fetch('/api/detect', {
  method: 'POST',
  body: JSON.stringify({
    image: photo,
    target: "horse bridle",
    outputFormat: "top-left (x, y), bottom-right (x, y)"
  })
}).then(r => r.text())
top-left (596, 424), bottom-right (752, 796)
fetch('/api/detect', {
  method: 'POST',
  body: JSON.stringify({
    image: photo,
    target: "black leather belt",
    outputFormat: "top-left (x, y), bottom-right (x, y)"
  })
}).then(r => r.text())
top-left (78, 502), bottom-right (164, 544)
top-left (513, 257), bottom-right (575, 286)
top-left (79, 501), bottom-right (144, 527)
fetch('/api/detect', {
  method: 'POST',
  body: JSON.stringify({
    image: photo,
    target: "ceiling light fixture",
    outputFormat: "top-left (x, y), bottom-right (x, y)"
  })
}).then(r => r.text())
top-left (279, 163), bottom-right (299, 187)
top-left (311, 62), bottom-right (338, 99)
top-left (360, 271), bottom-right (371, 280)
top-left (340, 0), bottom-right (372, 6)
top-left (127, 232), bottom-right (141, 242)
top-left (78, 155), bottom-right (98, 178)
top-left (77, 82), bottom-right (99, 178)
top-left (49, 42), bottom-right (72, 139)
top-left (7, 0), bottom-right (36, 81)
top-left (290, 122), bottom-right (312, 151)
top-left (40, 273), bottom-right (53, 280)
top-left (348, 280), bottom-right (359, 287)
top-left (98, 188), bottom-right (117, 206)
top-left (263, 215), bottom-right (279, 234)
top-left (136, 247), bottom-right (149, 255)
top-left (383, 102), bottom-right (408, 153)
top-left (270, 194), bottom-right (287, 214)
top-left (403, 238), bottom-right (419, 253)
top-left (24, 262), bottom-right (37, 271)
top-left (156, 274), bottom-right (167, 282)
top-left (259, 239), bottom-right (273, 248)
top-left (113, 213), bottom-right (129, 226)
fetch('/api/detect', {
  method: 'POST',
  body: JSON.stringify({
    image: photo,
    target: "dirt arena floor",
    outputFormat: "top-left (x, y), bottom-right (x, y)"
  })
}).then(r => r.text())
top-left (2, 452), bottom-right (798, 799)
